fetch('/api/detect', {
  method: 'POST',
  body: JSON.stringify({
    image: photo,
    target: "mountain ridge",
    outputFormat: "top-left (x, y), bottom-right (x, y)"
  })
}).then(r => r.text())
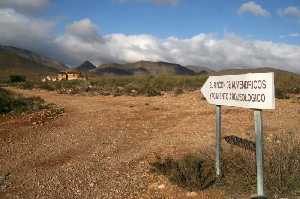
top-left (0, 45), bottom-right (298, 80)
top-left (0, 45), bottom-right (68, 80)
top-left (93, 60), bottom-right (196, 76)
top-left (75, 60), bottom-right (96, 72)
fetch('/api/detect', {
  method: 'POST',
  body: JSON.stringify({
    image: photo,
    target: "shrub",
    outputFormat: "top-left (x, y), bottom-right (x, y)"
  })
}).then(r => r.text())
top-left (0, 88), bottom-right (13, 113)
top-left (275, 88), bottom-right (290, 99)
top-left (19, 81), bottom-right (35, 90)
top-left (151, 133), bottom-right (300, 198)
top-left (150, 154), bottom-right (215, 191)
top-left (174, 87), bottom-right (184, 95)
top-left (0, 88), bottom-right (46, 114)
top-left (39, 82), bottom-right (57, 91)
top-left (222, 132), bottom-right (300, 197)
top-left (9, 75), bottom-right (26, 83)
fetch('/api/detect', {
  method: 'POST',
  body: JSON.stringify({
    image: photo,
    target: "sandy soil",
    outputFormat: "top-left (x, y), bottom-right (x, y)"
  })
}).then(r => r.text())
top-left (0, 88), bottom-right (299, 199)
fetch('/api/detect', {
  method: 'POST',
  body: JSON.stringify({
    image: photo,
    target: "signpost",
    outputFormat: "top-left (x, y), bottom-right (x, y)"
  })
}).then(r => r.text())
top-left (201, 72), bottom-right (275, 199)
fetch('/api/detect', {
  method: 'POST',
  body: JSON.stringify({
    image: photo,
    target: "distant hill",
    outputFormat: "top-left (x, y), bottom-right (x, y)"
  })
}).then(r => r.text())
top-left (75, 60), bottom-right (96, 72)
top-left (185, 65), bottom-right (215, 75)
top-left (0, 45), bottom-right (67, 80)
top-left (92, 61), bottom-right (195, 76)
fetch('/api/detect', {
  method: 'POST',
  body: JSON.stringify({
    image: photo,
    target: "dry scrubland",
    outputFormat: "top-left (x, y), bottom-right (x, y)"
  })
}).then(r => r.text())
top-left (3, 72), bottom-right (300, 98)
top-left (0, 86), bottom-right (299, 199)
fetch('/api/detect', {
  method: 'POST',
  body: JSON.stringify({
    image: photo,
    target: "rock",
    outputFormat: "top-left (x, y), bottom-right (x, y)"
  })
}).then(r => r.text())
top-left (32, 122), bottom-right (37, 125)
top-left (186, 192), bottom-right (198, 197)
top-left (157, 184), bottom-right (165, 189)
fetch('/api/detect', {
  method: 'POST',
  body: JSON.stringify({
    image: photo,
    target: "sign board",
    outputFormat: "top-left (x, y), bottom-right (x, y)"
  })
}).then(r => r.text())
top-left (200, 73), bottom-right (275, 109)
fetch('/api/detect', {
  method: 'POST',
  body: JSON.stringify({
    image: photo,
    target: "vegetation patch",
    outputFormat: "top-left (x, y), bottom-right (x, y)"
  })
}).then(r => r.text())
top-left (0, 88), bottom-right (64, 118)
top-left (151, 132), bottom-right (300, 198)
top-left (16, 75), bottom-right (208, 96)
top-left (9, 75), bottom-right (26, 83)
top-left (0, 87), bottom-right (47, 114)
top-left (11, 72), bottom-right (300, 98)
top-left (150, 154), bottom-right (216, 191)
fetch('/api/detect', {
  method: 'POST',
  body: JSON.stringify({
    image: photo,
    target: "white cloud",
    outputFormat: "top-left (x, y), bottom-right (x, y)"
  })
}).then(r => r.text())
top-left (279, 6), bottom-right (300, 18)
top-left (0, 9), bottom-right (299, 73)
top-left (0, 8), bottom-right (54, 49)
top-left (0, 0), bottom-right (49, 14)
top-left (55, 20), bottom-right (300, 72)
top-left (280, 33), bottom-right (300, 39)
top-left (288, 33), bottom-right (300, 37)
top-left (238, 1), bottom-right (271, 17)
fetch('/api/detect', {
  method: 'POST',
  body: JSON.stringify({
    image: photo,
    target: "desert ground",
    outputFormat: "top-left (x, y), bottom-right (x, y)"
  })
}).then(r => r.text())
top-left (0, 88), bottom-right (299, 199)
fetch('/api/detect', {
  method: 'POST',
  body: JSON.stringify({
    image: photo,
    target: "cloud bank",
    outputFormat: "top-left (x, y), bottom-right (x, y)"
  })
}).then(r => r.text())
top-left (0, 0), bottom-right (49, 14)
top-left (279, 6), bottom-right (300, 18)
top-left (0, 8), bottom-right (299, 73)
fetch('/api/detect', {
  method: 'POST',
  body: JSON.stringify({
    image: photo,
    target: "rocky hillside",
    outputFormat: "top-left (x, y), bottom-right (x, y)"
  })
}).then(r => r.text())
top-left (92, 61), bottom-right (196, 76)
top-left (0, 45), bottom-right (67, 80)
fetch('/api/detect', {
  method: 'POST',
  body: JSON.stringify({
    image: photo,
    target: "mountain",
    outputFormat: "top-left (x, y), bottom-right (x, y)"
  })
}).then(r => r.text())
top-left (0, 45), bottom-right (67, 80)
top-left (92, 61), bottom-right (196, 76)
top-left (185, 65), bottom-right (215, 74)
top-left (75, 60), bottom-right (96, 72)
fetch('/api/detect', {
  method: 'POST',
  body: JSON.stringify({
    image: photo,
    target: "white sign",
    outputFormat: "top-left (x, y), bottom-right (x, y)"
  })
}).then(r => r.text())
top-left (201, 72), bottom-right (275, 109)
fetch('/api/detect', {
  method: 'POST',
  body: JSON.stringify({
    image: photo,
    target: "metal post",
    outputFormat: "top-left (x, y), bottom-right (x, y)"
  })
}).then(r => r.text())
top-left (254, 110), bottom-right (266, 198)
top-left (216, 105), bottom-right (222, 177)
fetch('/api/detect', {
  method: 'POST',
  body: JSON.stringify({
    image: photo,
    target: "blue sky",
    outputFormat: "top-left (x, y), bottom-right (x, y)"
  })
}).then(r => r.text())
top-left (46, 0), bottom-right (300, 43)
top-left (0, 0), bottom-right (299, 72)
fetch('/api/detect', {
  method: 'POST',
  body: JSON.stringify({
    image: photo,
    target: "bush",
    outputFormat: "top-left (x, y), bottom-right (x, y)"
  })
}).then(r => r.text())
top-left (9, 75), bottom-right (26, 83)
top-left (222, 132), bottom-right (300, 197)
top-left (275, 88), bottom-right (290, 99)
top-left (151, 133), bottom-right (300, 198)
top-left (150, 154), bottom-right (215, 191)
top-left (0, 88), bottom-right (46, 114)
top-left (0, 88), bottom-right (13, 113)
top-left (19, 81), bottom-right (35, 90)
top-left (174, 87), bottom-right (184, 95)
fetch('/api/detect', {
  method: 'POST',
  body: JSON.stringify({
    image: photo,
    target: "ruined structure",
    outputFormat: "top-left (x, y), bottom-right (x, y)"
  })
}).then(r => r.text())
top-left (42, 70), bottom-right (85, 82)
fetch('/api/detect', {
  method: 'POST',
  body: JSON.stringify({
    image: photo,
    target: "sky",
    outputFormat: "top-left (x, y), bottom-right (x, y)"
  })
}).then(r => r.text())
top-left (0, 0), bottom-right (299, 72)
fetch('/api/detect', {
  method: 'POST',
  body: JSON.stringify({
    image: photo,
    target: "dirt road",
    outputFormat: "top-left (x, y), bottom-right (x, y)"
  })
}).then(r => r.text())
top-left (1, 88), bottom-right (299, 199)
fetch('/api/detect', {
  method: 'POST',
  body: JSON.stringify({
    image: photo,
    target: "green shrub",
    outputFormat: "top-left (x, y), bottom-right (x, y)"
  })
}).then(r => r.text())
top-left (151, 133), bottom-right (300, 198)
top-left (9, 75), bottom-right (26, 83)
top-left (19, 81), bottom-right (35, 90)
top-left (39, 82), bottom-right (56, 91)
top-left (0, 88), bottom-right (46, 114)
top-left (150, 154), bottom-right (215, 191)
top-left (275, 88), bottom-right (290, 99)
top-left (174, 87), bottom-right (184, 95)
top-left (0, 88), bottom-right (13, 113)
